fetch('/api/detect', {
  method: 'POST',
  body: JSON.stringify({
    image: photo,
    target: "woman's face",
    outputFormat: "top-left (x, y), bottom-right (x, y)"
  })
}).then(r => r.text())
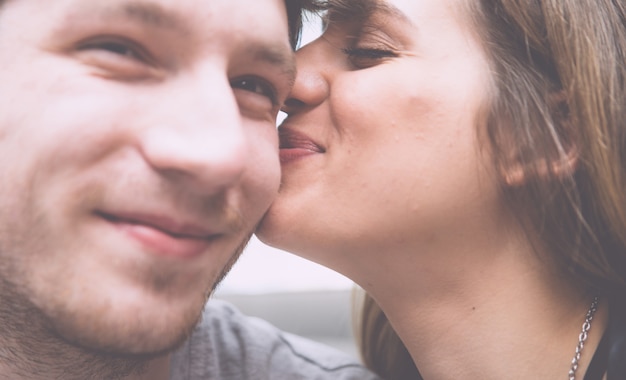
top-left (258, 0), bottom-right (500, 269)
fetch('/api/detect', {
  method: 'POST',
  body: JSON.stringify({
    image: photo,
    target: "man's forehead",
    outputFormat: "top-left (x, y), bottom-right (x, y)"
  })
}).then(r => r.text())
top-left (98, 1), bottom-right (187, 31)
top-left (62, 0), bottom-right (249, 31)
top-left (47, 0), bottom-right (188, 41)
top-left (57, 0), bottom-right (294, 57)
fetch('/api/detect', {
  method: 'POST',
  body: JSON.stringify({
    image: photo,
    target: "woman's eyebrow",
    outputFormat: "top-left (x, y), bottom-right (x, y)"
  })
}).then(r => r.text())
top-left (326, 0), bottom-right (413, 26)
top-left (248, 44), bottom-right (298, 87)
top-left (374, 3), bottom-right (413, 25)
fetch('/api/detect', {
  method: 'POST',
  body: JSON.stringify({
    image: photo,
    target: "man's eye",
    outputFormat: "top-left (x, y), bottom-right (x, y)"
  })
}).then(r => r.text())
top-left (74, 37), bottom-right (158, 81)
top-left (231, 77), bottom-right (277, 105)
top-left (78, 38), bottom-right (146, 61)
top-left (89, 42), bottom-right (135, 57)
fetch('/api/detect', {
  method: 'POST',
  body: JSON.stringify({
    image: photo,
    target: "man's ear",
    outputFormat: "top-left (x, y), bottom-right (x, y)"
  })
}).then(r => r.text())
top-left (501, 91), bottom-right (578, 187)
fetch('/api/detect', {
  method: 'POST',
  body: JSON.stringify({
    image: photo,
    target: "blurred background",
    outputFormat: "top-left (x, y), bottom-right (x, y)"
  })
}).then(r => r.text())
top-left (215, 237), bottom-right (358, 356)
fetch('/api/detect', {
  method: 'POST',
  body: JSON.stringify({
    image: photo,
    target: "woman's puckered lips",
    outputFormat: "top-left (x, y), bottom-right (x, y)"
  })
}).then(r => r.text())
top-left (278, 127), bottom-right (325, 164)
top-left (278, 127), bottom-right (324, 151)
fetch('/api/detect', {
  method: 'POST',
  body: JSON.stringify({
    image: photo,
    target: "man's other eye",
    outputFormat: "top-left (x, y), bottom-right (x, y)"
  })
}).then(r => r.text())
top-left (231, 77), bottom-right (277, 105)
top-left (342, 47), bottom-right (397, 69)
top-left (87, 42), bottom-right (135, 57)
top-left (78, 38), bottom-right (146, 60)
top-left (75, 37), bottom-right (157, 81)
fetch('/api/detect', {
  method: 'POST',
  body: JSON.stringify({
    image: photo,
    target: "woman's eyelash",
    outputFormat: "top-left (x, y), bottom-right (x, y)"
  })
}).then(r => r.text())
top-left (342, 47), bottom-right (397, 59)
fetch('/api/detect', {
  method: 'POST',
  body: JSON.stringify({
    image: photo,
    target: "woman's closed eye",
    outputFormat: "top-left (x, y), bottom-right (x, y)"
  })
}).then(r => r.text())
top-left (342, 47), bottom-right (398, 69)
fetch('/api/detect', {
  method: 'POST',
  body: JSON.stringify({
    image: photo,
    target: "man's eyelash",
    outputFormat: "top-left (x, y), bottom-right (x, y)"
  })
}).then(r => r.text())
top-left (94, 42), bottom-right (136, 57)
top-left (77, 37), bottom-right (149, 61)
top-left (231, 77), bottom-right (278, 105)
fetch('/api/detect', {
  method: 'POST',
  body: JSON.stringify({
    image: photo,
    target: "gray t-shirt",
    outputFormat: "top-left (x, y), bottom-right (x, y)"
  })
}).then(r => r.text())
top-left (170, 300), bottom-right (381, 380)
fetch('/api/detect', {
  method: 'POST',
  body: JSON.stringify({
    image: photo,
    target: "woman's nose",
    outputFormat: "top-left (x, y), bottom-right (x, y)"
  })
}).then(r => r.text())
top-left (282, 40), bottom-right (332, 114)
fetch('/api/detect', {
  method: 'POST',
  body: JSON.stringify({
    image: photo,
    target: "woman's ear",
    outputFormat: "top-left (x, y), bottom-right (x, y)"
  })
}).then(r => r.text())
top-left (501, 90), bottom-right (579, 187)
top-left (502, 146), bottom-right (578, 186)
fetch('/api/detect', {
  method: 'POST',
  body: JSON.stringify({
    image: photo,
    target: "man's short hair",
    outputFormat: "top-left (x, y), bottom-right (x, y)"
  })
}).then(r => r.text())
top-left (285, 0), bottom-right (325, 49)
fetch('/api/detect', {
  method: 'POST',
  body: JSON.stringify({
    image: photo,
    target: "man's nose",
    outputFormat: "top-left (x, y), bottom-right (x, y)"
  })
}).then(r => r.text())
top-left (138, 73), bottom-right (247, 194)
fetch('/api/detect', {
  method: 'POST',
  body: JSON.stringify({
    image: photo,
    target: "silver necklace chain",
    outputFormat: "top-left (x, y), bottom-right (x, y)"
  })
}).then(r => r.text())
top-left (568, 296), bottom-right (600, 380)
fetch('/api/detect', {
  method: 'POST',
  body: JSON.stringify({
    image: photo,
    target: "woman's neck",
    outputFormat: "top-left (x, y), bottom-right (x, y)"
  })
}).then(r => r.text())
top-left (389, 287), bottom-right (606, 379)
top-left (357, 234), bottom-right (608, 379)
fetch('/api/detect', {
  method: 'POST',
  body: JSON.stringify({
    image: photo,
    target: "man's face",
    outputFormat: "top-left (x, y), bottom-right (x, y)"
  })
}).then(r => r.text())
top-left (0, 0), bottom-right (291, 355)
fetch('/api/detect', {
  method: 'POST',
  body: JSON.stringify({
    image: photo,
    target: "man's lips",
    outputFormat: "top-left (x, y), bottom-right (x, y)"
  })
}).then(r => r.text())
top-left (97, 211), bottom-right (217, 258)
top-left (278, 127), bottom-right (325, 164)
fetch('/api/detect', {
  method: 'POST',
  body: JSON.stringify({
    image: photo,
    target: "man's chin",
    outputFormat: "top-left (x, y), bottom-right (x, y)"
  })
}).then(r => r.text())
top-left (46, 300), bottom-right (204, 357)
top-left (76, 326), bottom-right (194, 359)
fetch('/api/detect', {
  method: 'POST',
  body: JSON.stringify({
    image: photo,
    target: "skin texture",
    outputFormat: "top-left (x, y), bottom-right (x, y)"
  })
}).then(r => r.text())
top-left (258, 0), bottom-right (609, 378)
top-left (0, 0), bottom-right (293, 378)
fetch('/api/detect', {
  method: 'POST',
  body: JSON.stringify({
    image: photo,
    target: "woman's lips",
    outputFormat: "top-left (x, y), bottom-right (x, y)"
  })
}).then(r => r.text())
top-left (278, 127), bottom-right (325, 164)
top-left (97, 212), bottom-right (216, 259)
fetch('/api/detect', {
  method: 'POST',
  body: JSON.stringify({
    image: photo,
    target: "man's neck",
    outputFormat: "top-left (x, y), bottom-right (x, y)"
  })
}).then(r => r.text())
top-left (0, 334), bottom-right (171, 380)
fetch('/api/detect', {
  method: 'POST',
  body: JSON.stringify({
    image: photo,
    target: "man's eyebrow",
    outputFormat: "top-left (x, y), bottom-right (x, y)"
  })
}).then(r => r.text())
top-left (73, 1), bottom-right (296, 84)
top-left (249, 45), bottom-right (297, 87)
top-left (94, 2), bottom-right (297, 76)
top-left (124, 2), bottom-right (182, 28)
top-left (94, 1), bottom-right (189, 33)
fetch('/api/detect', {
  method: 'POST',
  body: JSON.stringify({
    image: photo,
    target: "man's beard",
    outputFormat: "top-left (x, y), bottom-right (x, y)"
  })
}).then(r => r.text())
top-left (0, 233), bottom-right (251, 380)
